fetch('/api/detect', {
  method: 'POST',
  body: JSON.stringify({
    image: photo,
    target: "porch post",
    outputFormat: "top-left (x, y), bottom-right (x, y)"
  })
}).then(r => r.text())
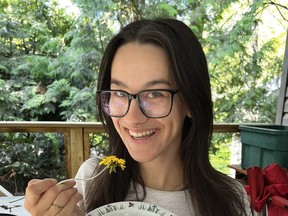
top-left (276, 29), bottom-right (288, 125)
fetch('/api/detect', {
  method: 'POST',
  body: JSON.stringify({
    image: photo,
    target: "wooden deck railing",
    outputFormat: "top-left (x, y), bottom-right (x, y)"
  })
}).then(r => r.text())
top-left (0, 122), bottom-right (240, 178)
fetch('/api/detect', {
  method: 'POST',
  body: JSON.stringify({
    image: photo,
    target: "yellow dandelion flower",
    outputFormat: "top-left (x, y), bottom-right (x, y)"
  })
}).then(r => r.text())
top-left (99, 155), bottom-right (126, 174)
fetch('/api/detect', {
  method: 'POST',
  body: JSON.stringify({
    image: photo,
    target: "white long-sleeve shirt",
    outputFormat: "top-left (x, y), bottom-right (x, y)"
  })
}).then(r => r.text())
top-left (75, 158), bottom-right (251, 216)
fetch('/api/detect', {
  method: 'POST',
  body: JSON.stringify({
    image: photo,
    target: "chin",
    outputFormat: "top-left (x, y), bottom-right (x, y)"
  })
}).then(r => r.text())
top-left (129, 152), bottom-right (156, 163)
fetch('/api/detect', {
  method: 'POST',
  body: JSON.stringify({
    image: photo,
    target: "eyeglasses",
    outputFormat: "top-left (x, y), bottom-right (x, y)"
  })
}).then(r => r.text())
top-left (97, 89), bottom-right (178, 118)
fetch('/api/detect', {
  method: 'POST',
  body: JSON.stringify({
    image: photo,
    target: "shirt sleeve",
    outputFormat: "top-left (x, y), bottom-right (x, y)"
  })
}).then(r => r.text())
top-left (235, 181), bottom-right (253, 216)
top-left (75, 157), bottom-right (99, 208)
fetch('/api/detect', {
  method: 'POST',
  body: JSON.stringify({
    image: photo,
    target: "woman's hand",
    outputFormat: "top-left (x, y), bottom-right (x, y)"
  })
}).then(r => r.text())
top-left (24, 178), bottom-right (84, 216)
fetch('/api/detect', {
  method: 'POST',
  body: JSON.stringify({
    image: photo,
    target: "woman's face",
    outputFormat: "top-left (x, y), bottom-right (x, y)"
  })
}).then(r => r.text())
top-left (110, 42), bottom-right (189, 163)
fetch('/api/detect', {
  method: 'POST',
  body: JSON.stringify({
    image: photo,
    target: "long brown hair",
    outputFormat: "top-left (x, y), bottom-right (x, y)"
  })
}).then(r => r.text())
top-left (86, 18), bottom-right (249, 216)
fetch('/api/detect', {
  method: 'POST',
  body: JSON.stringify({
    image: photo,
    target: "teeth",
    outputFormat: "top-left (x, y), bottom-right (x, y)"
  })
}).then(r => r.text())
top-left (129, 129), bottom-right (156, 139)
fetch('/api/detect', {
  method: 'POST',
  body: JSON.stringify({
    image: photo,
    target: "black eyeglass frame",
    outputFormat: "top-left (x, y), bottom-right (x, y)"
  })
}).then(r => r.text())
top-left (97, 89), bottom-right (179, 118)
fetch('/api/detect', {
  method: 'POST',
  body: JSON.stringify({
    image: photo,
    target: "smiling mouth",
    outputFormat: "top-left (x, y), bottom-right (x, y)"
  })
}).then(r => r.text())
top-left (129, 129), bottom-right (157, 139)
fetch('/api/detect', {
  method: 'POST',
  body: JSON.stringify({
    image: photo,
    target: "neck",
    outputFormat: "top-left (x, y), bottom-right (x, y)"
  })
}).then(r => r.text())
top-left (139, 157), bottom-right (184, 191)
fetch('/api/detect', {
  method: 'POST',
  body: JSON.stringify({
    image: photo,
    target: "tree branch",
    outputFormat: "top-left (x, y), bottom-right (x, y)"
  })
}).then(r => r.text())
top-left (265, 1), bottom-right (288, 22)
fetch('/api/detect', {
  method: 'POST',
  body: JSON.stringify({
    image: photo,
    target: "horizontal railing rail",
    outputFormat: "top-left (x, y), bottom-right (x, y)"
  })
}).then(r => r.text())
top-left (0, 121), bottom-right (241, 178)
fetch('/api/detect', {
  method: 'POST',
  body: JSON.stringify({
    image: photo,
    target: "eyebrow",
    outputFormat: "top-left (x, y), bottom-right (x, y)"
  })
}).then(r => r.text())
top-left (110, 78), bottom-right (173, 88)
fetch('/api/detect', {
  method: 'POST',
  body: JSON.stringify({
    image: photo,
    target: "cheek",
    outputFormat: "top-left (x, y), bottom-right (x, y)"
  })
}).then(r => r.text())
top-left (164, 102), bottom-right (187, 131)
top-left (172, 98), bottom-right (189, 120)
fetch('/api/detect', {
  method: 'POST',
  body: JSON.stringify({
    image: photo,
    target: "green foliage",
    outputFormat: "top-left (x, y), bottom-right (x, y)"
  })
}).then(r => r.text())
top-left (2, 0), bottom-right (285, 123)
top-left (210, 133), bottom-right (234, 174)
top-left (0, 133), bottom-right (65, 195)
top-left (90, 133), bottom-right (109, 156)
top-left (0, 0), bottom-right (98, 121)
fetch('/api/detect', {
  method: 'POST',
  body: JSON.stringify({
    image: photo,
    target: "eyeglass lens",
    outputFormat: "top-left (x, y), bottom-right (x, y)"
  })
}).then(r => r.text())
top-left (99, 90), bottom-right (173, 117)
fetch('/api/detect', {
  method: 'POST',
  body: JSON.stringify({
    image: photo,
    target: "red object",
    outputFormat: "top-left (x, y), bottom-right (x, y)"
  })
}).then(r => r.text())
top-left (245, 164), bottom-right (288, 216)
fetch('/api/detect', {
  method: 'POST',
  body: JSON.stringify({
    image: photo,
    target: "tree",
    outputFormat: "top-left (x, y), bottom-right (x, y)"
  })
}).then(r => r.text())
top-left (1, 0), bottom-right (287, 122)
top-left (0, 0), bottom-right (98, 121)
top-left (70, 0), bottom-right (287, 122)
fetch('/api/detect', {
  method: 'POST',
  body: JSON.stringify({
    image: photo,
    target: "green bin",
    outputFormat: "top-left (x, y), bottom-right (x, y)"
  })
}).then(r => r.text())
top-left (239, 124), bottom-right (288, 169)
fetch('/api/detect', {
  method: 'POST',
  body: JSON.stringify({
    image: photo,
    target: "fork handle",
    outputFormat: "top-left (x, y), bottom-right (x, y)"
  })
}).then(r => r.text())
top-left (57, 166), bottom-right (108, 184)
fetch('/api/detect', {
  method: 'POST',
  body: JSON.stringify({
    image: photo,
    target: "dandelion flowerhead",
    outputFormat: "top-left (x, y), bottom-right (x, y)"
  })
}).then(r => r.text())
top-left (99, 155), bottom-right (126, 173)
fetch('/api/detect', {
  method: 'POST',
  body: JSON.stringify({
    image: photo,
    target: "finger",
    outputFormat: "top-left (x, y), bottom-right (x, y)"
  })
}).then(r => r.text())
top-left (60, 205), bottom-right (85, 216)
top-left (49, 188), bottom-right (78, 215)
top-left (58, 192), bottom-right (84, 215)
top-left (35, 180), bottom-right (76, 211)
top-left (27, 179), bottom-right (42, 186)
top-left (25, 178), bottom-right (57, 210)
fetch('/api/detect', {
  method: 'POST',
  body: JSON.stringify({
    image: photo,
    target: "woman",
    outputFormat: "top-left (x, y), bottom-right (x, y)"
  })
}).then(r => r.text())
top-left (25, 18), bottom-right (251, 216)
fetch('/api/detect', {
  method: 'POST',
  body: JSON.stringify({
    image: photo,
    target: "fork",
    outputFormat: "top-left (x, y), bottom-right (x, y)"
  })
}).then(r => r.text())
top-left (57, 166), bottom-right (108, 184)
top-left (57, 155), bottom-right (126, 184)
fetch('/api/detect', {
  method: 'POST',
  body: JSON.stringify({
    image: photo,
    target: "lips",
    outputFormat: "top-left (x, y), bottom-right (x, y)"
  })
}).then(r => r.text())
top-left (128, 129), bottom-right (156, 139)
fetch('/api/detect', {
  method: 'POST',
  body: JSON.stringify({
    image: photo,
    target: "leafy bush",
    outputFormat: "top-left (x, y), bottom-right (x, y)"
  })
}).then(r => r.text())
top-left (90, 133), bottom-right (109, 157)
top-left (210, 134), bottom-right (234, 174)
top-left (0, 133), bottom-right (65, 195)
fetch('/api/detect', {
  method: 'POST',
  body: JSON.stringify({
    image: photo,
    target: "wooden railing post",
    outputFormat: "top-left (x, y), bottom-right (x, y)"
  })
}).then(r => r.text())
top-left (68, 127), bottom-right (85, 178)
top-left (83, 128), bottom-right (91, 160)
top-left (64, 132), bottom-right (71, 178)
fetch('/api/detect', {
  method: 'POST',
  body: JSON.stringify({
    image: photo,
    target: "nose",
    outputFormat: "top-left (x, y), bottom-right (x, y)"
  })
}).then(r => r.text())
top-left (124, 99), bottom-right (148, 124)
